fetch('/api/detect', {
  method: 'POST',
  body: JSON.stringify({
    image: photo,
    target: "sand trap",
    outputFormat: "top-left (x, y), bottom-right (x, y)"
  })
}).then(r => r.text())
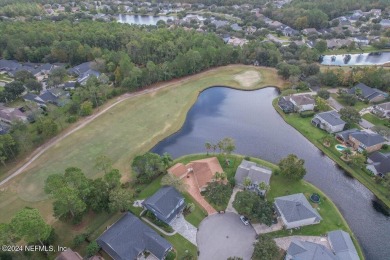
top-left (234, 70), bottom-right (261, 88)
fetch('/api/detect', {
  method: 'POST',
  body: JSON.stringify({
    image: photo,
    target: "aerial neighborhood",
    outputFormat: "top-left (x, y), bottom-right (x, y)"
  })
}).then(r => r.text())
top-left (0, 0), bottom-right (390, 260)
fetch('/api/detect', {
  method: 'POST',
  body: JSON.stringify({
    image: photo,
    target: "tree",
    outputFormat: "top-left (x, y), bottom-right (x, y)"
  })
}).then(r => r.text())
top-left (205, 142), bottom-right (212, 155)
top-left (10, 208), bottom-right (51, 246)
top-left (277, 63), bottom-right (301, 79)
top-left (218, 137), bottom-right (236, 157)
top-left (95, 155), bottom-right (113, 174)
top-left (340, 107), bottom-right (361, 125)
top-left (252, 235), bottom-right (280, 260)
top-left (314, 40), bottom-right (327, 53)
top-left (233, 191), bottom-right (274, 226)
top-left (52, 186), bottom-right (87, 219)
top-left (161, 174), bottom-right (187, 193)
top-left (315, 97), bottom-right (330, 112)
top-left (131, 153), bottom-right (166, 184)
top-left (243, 176), bottom-right (252, 188)
top-left (86, 241), bottom-right (100, 257)
top-left (25, 79), bottom-right (42, 92)
top-left (108, 188), bottom-right (133, 212)
top-left (339, 93), bottom-right (358, 106)
top-left (14, 70), bottom-right (34, 83)
top-left (161, 152), bottom-right (173, 168)
top-left (278, 154), bottom-right (306, 180)
top-left (351, 153), bottom-right (366, 169)
top-left (36, 118), bottom-right (58, 138)
top-left (48, 67), bottom-right (67, 87)
top-left (317, 89), bottom-right (330, 100)
top-left (80, 101), bottom-right (93, 116)
top-left (104, 169), bottom-right (121, 190)
top-left (342, 148), bottom-right (352, 160)
top-left (87, 178), bottom-right (110, 213)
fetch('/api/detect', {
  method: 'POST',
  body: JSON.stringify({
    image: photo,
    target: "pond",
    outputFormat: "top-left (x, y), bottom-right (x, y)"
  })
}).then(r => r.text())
top-left (320, 52), bottom-right (390, 66)
top-left (116, 14), bottom-right (174, 25)
top-left (151, 87), bottom-right (390, 260)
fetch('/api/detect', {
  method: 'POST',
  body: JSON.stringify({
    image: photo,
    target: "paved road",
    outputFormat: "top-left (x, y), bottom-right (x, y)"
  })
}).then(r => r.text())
top-left (197, 212), bottom-right (256, 260)
top-left (327, 96), bottom-right (374, 129)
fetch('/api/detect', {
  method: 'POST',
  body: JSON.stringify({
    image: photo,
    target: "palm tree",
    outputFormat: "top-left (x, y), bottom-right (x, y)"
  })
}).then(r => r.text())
top-left (205, 142), bottom-right (212, 155)
top-left (212, 144), bottom-right (217, 154)
top-left (322, 135), bottom-right (332, 147)
top-left (243, 177), bottom-right (252, 189)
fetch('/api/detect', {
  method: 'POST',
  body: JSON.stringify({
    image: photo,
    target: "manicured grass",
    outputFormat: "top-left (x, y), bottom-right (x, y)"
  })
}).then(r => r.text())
top-left (273, 98), bottom-right (390, 209)
top-left (362, 113), bottom-right (389, 127)
top-left (0, 66), bottom-right (286, 257)
top-left (164, 233), bottom-right (198, 259)
top-left (182, 192), bottom-right (207, 227)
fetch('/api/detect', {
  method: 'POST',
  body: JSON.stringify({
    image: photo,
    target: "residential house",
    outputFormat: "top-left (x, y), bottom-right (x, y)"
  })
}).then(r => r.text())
top-left (0, 59), bottom-right (21, 73)
top-left (354, 36), bottom-right (369, 45)
top-left (348, 83), bottom-right (388, 103)
top-left (142, 186), bottom-right (185, 224)
top-left (380, 19), bottom-right (390, 28)
top-left (285, 240), bottom-right (337, 260)
top-left (168, 157), bottom-right (223, 191)
top-left (230, 23), bottom-right (242, 31)
top-left (311, 111), bottom-right (346, 133)
top-left (278, 96), bottom-right (294, 113)
top-left (68, 61), bottom-right (101, 85)
top-left (302, 28), bottom-right (318, 35)
top-left (328, 230), bottom-right (359, 260)
top-left (234, 159), bottom-right (272, 196)
top-left (0, 106), bottom-right (28, 124)
top-left (22, 93), bottom-right (46, 107)
top-left (274, 193), bottom-right (322, 229)
top-left (23, 88), bottom-right (69, 107)
top-left (372, 102), bottom-right (390, 118)
top-left (246, 26), bottom-right (257, 35)
top-left (286, 230), bottom-right (358, 260)
top-left (227, 37), bottom-right (248, 47)
top-left (211, 19), bottom-right (228, 28)
top-left (55, 248), bottom-right (83, 260)
top-left (32, 63), bottom-right (56, 81)
top-left (366, 151), bottom-right (390, 176)
top-left (349, 131), bottom-right (386, 152)
top-left (369, 9), bottom-right (382, 17)
top-left (289, 94), bottom-right (315, 112)
top-left (336, 129), bottom-right (359, 143)
top-left (326, 39), bottom-right (352, 49)
top-left (97, 212), bottom-right (172, 260)
top-left (282, 26), bottom-right (299, 37)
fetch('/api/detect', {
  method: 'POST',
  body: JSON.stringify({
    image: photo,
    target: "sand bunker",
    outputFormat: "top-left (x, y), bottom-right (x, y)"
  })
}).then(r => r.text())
top-left (234, 70), bottom-right (261, 88)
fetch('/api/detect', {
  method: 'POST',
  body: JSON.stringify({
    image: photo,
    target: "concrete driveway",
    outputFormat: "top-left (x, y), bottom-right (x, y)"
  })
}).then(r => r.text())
top-left (170, 214), bottom-right (197, 245)
top-left (197, 212), bottom-right (256, 260)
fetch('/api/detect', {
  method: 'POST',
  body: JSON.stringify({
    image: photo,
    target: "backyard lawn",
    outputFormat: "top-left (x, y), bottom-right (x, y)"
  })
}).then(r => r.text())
top-left (273, 98), bottom-right (390, 209)
top-left (362, 113), bottom-right (389, 127)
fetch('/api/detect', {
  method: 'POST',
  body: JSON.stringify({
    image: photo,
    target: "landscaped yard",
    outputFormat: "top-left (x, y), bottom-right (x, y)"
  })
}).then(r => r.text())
top-left (0, 65), bottom-right (286, 258)
top-left (362, 113), bottom-right (389, 127)
top-left (273, 98), bottom-right (390, 209)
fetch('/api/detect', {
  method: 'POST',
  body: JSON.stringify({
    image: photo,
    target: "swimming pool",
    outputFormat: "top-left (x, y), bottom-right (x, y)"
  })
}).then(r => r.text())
top-left (335, 144), bottom-right (347, 151)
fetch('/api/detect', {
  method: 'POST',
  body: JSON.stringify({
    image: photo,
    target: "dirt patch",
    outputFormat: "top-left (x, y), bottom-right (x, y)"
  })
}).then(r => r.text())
top-left (234, 70), bottom-right (261, 88)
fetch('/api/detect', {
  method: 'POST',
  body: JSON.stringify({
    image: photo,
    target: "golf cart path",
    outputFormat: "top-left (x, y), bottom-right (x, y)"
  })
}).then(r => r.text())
top-left (0, 66), bottom-right (229, 187)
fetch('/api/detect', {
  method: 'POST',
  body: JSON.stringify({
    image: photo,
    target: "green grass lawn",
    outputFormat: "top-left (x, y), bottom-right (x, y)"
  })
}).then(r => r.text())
top-left (164, 233), bottom-right (198, 259)
top-left (0, 65), bottom-right (286, 258)
top-left (362, 113), bottom-right (389, 127)
top-left (273, 98), bottom-right (390, 210)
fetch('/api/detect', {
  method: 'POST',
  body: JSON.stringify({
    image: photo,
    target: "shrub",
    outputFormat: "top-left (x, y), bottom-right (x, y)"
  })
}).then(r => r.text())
top-left (166, 250), bottom-right (177, 260)
top-left (244, 156), bottom-right (251, 161)
top-left (86, 241), bottom-right (100, 257)
top-left (299, 111), bottom-right (315, 118)
top-left (72, 233), bottom-right (87, 247)
top-left (382, 144), bottom-right (388, 150)
top-left (67, 115), bottom-right (78, 123)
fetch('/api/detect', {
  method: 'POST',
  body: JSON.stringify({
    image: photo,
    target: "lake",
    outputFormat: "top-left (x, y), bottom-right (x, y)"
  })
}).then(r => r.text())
top-left (320, 52), bottom-right (390, 66)
top-left (152, 87), bottom-right (390, 260)
top-left (117, 14), bottom-right (174, 25)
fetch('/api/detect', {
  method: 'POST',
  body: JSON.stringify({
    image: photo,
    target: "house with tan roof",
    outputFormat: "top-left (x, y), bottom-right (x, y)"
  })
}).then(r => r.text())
top-left (168, 157), bottom-right (223, 191)
top-left (372, 102), bottom-right (390, 118)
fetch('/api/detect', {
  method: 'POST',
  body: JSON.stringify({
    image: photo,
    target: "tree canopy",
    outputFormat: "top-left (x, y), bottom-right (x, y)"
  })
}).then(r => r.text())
top-left (278, 154), bottom-right (306, 180)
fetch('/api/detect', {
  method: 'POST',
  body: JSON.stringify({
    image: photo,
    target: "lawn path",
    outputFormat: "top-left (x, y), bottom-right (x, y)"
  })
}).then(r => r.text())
top-left (0, 66), bottom-right (225, 187)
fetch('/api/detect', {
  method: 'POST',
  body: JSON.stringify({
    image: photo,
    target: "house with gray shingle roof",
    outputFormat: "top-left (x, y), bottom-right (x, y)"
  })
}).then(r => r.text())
top-left (312, 111), bottom-right (346, 133)
top-left (328, 230), bottom-right (359, 260)
top-left (349, 131), bottom-right (386, 153)
top-left (348, 83), bottom-right (388, 103)
top-left (235, 159), bottom-right (272, 196)
top-left (367, 151), bottom-right (390, 177)
top-left (285, 240), bottom-right (337, 260)
top-left (372, 102), bottom-right (390, 118)
top-left (274, 193), bottom-right (322, 229)
top-left (142, 186), bottom-right (185, 224)
top-left (97, 212), bottom-right (172, 260)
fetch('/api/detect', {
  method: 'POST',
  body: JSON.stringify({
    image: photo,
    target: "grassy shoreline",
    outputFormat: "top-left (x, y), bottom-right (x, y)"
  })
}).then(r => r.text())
top-left (170, 153), bottom-right (364, 260)
top-left (272, 98), bottom-right (390, 209)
